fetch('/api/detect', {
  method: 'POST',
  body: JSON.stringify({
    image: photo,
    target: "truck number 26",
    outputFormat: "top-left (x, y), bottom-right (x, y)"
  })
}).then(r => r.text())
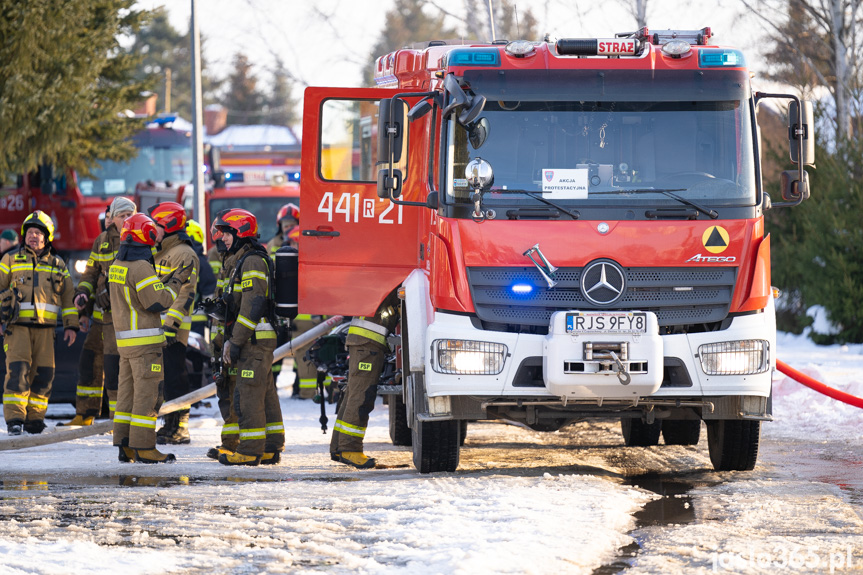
top-left (317, 192), bottom-right (403, 225)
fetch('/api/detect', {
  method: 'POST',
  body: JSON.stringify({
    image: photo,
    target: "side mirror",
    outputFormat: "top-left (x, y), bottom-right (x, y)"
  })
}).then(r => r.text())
top-left (468, 118), bottom-right (490, 149)
top-left (780, 169), bottom-right (810, 202)
top-left (377, 168), bottom-right (403, 199)
top-left (789, 100), bottom-right (815, 166)
top-left (426, 191), bottom-right (439, 209)
top-left (408, 99), bottom-right (433, 121)
top-left (377, 98), bottom-right (407, 164)
top-left (441, 74), bottom-right (469, 117)
top-left (459, 95), bottom-right (486, 125)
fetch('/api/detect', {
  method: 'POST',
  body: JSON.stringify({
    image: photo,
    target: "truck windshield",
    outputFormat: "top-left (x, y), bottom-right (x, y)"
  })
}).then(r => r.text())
top-left (445, 68), bottom-right (756, 212)
top-left (78, 128), bottom-right (192, 197)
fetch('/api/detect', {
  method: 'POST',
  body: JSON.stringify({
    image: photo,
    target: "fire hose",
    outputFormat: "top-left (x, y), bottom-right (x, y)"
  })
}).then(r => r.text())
top-left (776, 359), bottom-right (863, 409)
top-left (0, 315), bottom-right (344, 451)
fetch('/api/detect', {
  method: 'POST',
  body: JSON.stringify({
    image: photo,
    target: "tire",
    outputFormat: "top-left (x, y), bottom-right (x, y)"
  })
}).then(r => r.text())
top-left (621, 417), bottom-right (662, 447)
top-left (412, 419), bottom-right (461, 473)
top-left (459, 420), bottom-right (468, 446)
top-left (388, 393), bottom-right (412, 446)
top-left (706, 419), bottom-right (761, 471)
top-left (661, 420), bottom-right (701, 446)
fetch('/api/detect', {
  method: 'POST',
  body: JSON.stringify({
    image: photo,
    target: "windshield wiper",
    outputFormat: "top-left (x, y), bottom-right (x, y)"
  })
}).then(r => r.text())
top-left (490, 190), bottom-right (580, 220)
top-left (592, 188), bottom-right (719, 219)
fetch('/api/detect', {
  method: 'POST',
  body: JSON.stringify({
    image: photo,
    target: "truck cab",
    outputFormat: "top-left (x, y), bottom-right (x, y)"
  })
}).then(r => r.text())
top-left (299, 28), bottom-right (814, 473)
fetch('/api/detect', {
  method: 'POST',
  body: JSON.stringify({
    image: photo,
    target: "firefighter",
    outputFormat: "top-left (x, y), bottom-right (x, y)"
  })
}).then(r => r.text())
top-left (0, 211), bottom-right (79, 435)
top-left (214, 208), bottom-right (284, 466)
top-left (148, 202), bottom-right (199, 445)
top-left (110, 213), bottom-right (193, 463)
top-left (267, 203), bottom-right (320, 399)
top-left (330, 292), bottom-right (399, 469)
top-left (60, 197), bottom-right (136, 426)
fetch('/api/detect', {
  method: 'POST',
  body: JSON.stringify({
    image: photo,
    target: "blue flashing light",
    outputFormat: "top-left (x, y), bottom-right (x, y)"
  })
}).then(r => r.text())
top-left (290, 172), bottom-right (300, 181)
top-left (699, 49), bottom-right (745, 68)
top-left (447, 48), bottom-right (501, 67)
top-left (511, 283), bottom-right (534, 295)
top-left (224, 172), bottom-right (233, 180)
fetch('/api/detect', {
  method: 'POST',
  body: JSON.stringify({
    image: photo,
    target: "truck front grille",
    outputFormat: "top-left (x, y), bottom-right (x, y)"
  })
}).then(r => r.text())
top-left (467, 266), bottom-right (736, 330)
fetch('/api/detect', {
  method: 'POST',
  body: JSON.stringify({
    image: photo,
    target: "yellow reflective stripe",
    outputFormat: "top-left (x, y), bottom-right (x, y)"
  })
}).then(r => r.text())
top-left (191, 313), bottom-right (207, 322)
top-left (76, 386), bottom-right (103, 397)
top-left (222, 423), bottom-right (239, 435)
top-left (255, 330), bottom-right (276, 339)
top-left (135, 275), bottom-right (160, 291)
top-left (28, 396), bottom-right (48, 408)
top-left (109, 401), bottom-right (117, 409)
top-left (209, 261), bottom-right (222, 273)
top-left (0, 262), bottom-right (9, 273)
top-left (155, 264), bottom-right (174, 275)
top-left (299, 378), bottom-right (317, 389)
top-left (3, 394), bottom-right (28, 406)
top-left (62, 308), bottom-right (76, 317)
top-left (241, 270), bottom-right (267, 281)
top-left (236, 315), bottom-right (256, 330)
top-left (18, 310), bottom-right (35, 318)
top-left (130, 415), bottom-right (157, 429)
top-left (93, 310), bottom-right (104, 320)
top-left (165, 309), bottom-right (184, 323)
top-left (266, 422), bottom-right (284, 433)
top-left (295, 314), bottom-right (312, 321)
top-left (239, 428), bottom-right (266, 440)
top-left (78, 281), bottom-right (94, 294)
top-left (116, 335), bottom-right (167, 347)
top-left (114, 411), bottom-right (132, 423)
top-left (90, 252), bottom-right (116, 262)
top-left (11, 264), bottom-right (32, 272)
top-left (165, 285), bottom-right (177, 299)
top-left (334, 419), bottom-right (366, 438)
top-left (347, 326), bottom-right (387, 346)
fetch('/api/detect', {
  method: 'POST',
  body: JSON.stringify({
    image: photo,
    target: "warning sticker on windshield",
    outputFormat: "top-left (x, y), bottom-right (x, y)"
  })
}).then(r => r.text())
top-left (542, 169), bottom-right (588, 199)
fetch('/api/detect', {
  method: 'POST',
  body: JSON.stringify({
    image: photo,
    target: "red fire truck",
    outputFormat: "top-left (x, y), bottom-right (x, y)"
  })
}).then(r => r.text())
top-left (299, 28), bottom-right (814, 473)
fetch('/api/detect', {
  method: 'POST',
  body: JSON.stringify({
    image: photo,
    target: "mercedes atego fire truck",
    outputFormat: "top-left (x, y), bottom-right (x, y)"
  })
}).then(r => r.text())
top-left (298, 27), bottom-right (815, 473)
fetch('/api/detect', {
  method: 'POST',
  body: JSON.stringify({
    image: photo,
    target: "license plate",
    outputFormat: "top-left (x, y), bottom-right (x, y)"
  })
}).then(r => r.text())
top-left (566, 312), bottom-right (647, 334)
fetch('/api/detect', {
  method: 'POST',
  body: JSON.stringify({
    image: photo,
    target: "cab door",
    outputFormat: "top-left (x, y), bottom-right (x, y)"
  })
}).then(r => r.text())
top-left (299, 87), bottom-right (424, 316)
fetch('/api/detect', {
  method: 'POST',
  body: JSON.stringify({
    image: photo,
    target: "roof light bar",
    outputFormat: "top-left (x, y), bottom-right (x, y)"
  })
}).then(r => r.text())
top-left (699, 48), bottom-right (745, 67)
top-left (556, 38), bottom-right (640, 57)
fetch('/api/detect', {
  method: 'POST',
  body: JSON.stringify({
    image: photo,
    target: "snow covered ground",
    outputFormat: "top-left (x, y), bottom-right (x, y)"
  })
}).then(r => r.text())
top-left (0, 331), bottom-right (861, 574)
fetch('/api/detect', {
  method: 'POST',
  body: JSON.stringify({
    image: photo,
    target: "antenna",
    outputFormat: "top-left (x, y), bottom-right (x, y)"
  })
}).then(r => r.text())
top-left (487, 0), bottom-right (496, 42)
top-left (515, 4), bottom-right (520, 37)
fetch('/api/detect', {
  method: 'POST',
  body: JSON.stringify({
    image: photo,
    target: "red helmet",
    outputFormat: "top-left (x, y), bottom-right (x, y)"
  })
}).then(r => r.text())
top-left (277, 203), bottom-right (299, 224)
top-left (287, 225), bottom-right (300, 242)
top-left (215, 208), bottom-right (258, 238)
top-left (148, 202), bottom-right (187, 234)
top-left (210, 209), bottom-right (229, 241)
top-left (120, 214), bottom-right (158, 246)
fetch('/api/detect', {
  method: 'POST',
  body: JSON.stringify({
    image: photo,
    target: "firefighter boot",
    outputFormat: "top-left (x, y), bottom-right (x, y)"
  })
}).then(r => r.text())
top-left (118, 438), bottom-right (136, 463)
top-left (23, 420), bottom-right (47, 434)
top-left (334, 451), bottom-right (376, 469)
top-left (260, 451), bottom-right (281, 465)
top-left (206, 445), bottom-right (232, 460)
top-left (218, 452), bottom-right (261, 466)
top-left (156, 412), bottom-right (178, 439)
top-left (58, 415), bottom-right (95, 427)
top-left (134, 448), bottom-right (177, 464)
top-left (157, 411), bottom-right (191, 445)
top-left (7, 420), bottom-right (24, 436)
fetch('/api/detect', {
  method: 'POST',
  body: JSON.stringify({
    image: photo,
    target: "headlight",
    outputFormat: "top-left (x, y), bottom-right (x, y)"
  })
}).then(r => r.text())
top-left (433, 340), bottom-right (508, 375)
top-left (74, 259), bottom-right (89, 274)
top-left (698, 340), bottom-right (770, 375)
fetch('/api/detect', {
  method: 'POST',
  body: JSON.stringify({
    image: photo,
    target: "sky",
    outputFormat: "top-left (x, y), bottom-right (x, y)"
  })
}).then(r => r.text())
top-left (136, 0), bottom-right (775, 122)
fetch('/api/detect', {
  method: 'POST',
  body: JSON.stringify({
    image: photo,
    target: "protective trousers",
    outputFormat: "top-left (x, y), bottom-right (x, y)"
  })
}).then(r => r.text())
top-left (113, 346), bottom-right (165, 450)
top-left (74, 322), bottom-right (105, 418)
top-left (3, 326), bottom-right (55, 424)
top-left (291, 317), bottom-right (323, 398)
top-left (217, 368), bottom-right (238, 451)
top-left (329, 343), bottom-right (387, 454)
top-left (233, 339), bottom-right (284, 456)
top-left (163, 341), bottom-right (191, 424)
top-left (102, 321), bottom-right (120, 417)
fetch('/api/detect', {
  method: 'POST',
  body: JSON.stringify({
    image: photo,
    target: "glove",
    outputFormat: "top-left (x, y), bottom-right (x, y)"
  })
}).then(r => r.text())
top-left (95, 287), bottom-right (111, 309)
top-left (73, 291), bottom-right (90, 310)
top-left (222, 340), bottom-right (240, 365)
top-left (165, 328), bottom-right (178, 346)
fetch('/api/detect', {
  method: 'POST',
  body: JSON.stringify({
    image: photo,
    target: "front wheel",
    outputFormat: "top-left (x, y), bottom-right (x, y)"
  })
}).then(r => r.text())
top-left (412, 419), bottom-right (461, 473)
top-left (388, 393), bottom-right (412, 446)
top-left (706, 419), bottom-right (761, 471)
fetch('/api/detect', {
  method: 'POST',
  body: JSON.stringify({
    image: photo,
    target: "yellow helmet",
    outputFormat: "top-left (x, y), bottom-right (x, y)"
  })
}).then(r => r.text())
top-left (21, 210), bottom-right (55, 243)
top-left (185, 218), bottom-right (205, 244)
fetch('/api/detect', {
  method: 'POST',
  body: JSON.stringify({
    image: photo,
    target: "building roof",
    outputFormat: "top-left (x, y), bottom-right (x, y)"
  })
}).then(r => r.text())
top-left (205, 124), bottom-right (300, 149)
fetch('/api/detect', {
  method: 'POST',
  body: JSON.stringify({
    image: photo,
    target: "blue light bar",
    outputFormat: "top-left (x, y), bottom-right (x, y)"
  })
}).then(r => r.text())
top-left (699, 49), bottom-right (745, 68)
top-left (447, 48), bottom-right (501, 67)
top-left (289, 172), bottom-right (300, 181)
top-left (511, 283), bottom-right (534, 295)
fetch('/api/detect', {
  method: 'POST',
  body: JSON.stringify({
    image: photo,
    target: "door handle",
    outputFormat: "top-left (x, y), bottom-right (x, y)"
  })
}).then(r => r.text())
top-left (302, 229), bottom-right (340, 237)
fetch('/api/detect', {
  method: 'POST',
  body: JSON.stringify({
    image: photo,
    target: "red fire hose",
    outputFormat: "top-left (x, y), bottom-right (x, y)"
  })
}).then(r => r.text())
top-left (776, 359), bottom-right (863, 409)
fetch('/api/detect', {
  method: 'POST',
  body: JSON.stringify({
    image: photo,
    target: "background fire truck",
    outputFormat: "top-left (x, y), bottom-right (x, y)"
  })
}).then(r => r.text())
top-left (299, 29), bottom-right (815, 473)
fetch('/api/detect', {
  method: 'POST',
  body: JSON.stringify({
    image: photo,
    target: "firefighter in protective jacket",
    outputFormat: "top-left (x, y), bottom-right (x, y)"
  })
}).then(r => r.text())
top-left (61, 197), bottom-right (136, 426)
top-left (109, 214), bottom-right (193, 463)
top-left (1, 211), bottom-right (79, 435)
top-left (330, 292), bottom-right (400, 469)
top-left (148, 202), bottom-right (199, 445)
top-left (214, 208), bottom-right (285, 466)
